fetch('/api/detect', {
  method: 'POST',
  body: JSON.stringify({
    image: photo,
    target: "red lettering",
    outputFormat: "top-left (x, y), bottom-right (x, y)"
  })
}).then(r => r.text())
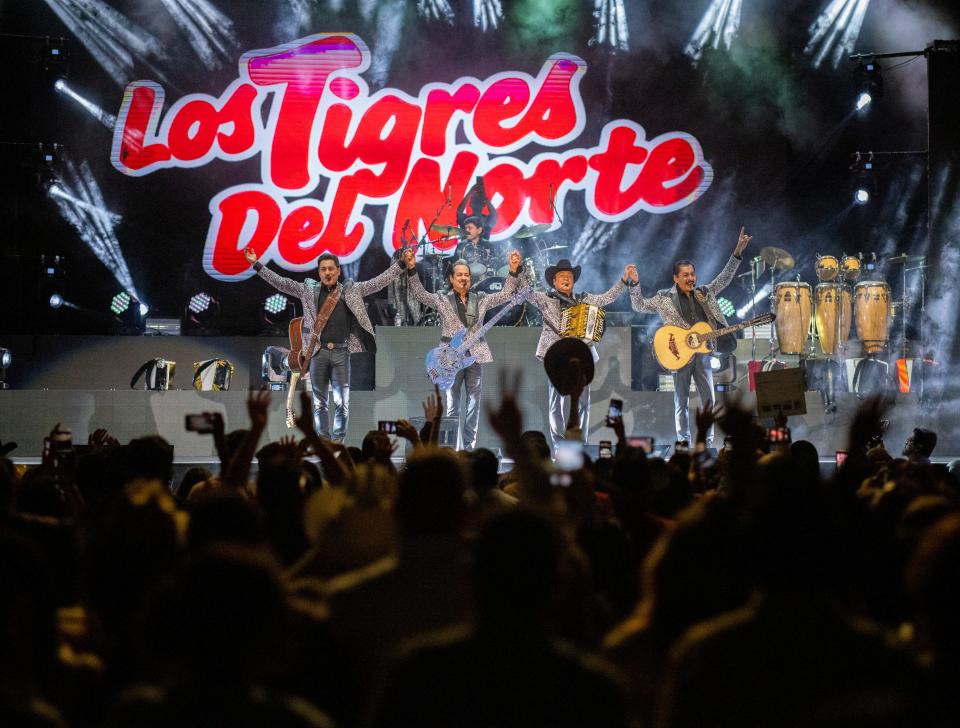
top-left (246, 34), bottom-right (366, 191)
top-left (113, 84), bottom-right (171, 173)
top-left (208, 189), bottom-right (282, 276)
top-left (277, 203), bottom-right (325, 265)
top-left (420, 84), bottom-right (481, 156)
top-left (318, 94), bottom-right (421, 198)
top-left (393, 152), bottom-right (480, 250)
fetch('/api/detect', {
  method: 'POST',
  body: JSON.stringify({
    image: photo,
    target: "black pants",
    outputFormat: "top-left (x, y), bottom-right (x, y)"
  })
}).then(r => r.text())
top-left (309, 348), bottom-right (350, 442)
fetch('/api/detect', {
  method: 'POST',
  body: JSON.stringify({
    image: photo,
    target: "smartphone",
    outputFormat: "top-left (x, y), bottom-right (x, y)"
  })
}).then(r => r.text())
top-left (555, 440), bottom-right (584, 471)
top-left (606, 398), bottom-right (623, 426)
top-left (185, 413), bottom-right (215, 433)
top-left (598, 440), bottom-right (613, 459)
top-left (628, 436), bottom-right (655, 454)
top-left (835, 450), bottom-right (848, 467)
top-left (673, 440), bottom-right (689, 455)
top-left (766, 426), bottom-right (791, 444)
top-left (378, 420), bottom-right (398, 434)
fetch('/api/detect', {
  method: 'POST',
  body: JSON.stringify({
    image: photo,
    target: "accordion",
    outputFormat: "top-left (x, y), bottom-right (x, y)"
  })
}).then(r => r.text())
top-left (130, 358), bottom-right (176, 390)
top-left (560, 303), bottom-right (605, 344)
top-left (193, 358), bottom-right (235, 391)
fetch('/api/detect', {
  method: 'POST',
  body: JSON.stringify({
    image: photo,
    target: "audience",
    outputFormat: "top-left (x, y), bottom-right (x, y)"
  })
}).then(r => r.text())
top-left (1, 385), bottom-right (958, 727)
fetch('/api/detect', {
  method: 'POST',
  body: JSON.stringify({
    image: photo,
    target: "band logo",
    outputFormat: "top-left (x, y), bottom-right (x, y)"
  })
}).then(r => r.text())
top-left (110, 33), bottom-right (713, 281)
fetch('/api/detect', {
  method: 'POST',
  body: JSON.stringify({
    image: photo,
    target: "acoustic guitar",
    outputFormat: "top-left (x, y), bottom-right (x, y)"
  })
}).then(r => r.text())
top-left (653, 313), bottom-right (776, 371)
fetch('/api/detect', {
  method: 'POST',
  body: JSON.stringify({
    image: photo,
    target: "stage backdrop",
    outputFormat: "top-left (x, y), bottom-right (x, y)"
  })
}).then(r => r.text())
top-left (1, 0), bottom-right (958, 353)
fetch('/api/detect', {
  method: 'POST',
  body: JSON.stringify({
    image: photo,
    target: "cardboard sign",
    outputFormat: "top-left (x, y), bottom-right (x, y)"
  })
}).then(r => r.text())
top-left (754, 367), bottom-right (807, 418)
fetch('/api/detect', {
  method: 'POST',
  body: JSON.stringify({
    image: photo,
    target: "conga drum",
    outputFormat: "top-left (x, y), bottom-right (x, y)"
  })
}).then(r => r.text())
top-left (815, 255), bottom-right (839, 282)
top-left (854, 281), bottom-right (891, 354)
top-left (774, 282), bottom-right (812, 354)
top-left (814, 283), bottom-right (852, 356)
top-left (841, 255), bottom-right (862, 283)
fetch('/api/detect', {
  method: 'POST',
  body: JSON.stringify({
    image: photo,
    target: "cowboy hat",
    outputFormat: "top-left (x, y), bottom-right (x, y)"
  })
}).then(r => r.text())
top-left (544, 338), bottom-right (594, 396)
top-left (544, 258), bottom-right (581, 288)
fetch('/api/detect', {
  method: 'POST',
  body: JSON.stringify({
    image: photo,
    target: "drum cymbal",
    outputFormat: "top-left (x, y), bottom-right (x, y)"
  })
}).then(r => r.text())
top-left (430, 224), bottom-right (463, 236)
top-left (514, 223), bottom-right (553, 238)
top-left (759, 246), bottom-right (795, 270)
top-left (886, 253), bottom-right (926, 265)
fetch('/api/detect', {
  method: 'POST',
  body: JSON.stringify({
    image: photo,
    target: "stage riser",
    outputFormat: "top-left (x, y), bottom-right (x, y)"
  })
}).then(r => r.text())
top-left (0, 329), bottom-right (951, 456)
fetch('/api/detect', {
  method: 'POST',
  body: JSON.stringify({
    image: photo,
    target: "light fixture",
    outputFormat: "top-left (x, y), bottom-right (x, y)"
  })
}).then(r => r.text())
top-left (185, 291), bottom-right (221, 334)
top-left (49, 293), bottom-right (64, 309)
top-left (850, 152), bottom-right (876, 205)
top-left (854, 59), bottom-right (883, 112)
top-left (0, 347), bottom-right (10, 389)
top-left (717, 296), bottom-right (736, 318)
top-left (262, 294), bottom-right (295, 335)
top-left (110, 291), bottom-right (131, 315)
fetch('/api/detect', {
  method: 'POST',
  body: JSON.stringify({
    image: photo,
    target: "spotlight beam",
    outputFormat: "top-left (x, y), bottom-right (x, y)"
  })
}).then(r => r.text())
top-left (158, 0), bottom-right (238, 70)
top-left (685, 0), bottom-right (742, 62)
top-left (473, 0), bottom-right (503, 32)
top-left (805, 0), bottom-right (872, 69)
top-left (592, 0), bottom-right (630, 51)
top-left (54, 80), bottom-right (116, 128)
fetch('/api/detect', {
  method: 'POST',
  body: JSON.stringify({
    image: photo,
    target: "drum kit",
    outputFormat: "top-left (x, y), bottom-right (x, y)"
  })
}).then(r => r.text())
top-left (393, 221), bottom-right (570, 327)
top-left (742, 246), bottom-right (926, 361)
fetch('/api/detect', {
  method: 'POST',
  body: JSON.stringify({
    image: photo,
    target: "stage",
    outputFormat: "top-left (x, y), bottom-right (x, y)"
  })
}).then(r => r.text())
top-left (0, 328), bottom-right (953, 460)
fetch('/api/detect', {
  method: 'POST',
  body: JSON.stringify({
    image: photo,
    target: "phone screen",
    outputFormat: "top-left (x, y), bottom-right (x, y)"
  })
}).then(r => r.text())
top-left (598, 440), bottom-right (613, 459)
top-left (378, 420), bottom-right (397, 434)
top-left (555, 440), bottom-right (584, 471)
top-left (628, 436), bottom-right (655, 454)
top-left (835, 450), bottom-right (848, 467)
top-left (185, 414), bottom-right (214, 433)
top-left (766, 427), bottom-right (791, 443)
top-left (606, 399), bottom-right (623, 425)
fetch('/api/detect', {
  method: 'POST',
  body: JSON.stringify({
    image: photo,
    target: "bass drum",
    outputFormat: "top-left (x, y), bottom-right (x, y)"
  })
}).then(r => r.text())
top-left (473, 277), bottom-right (526, 326)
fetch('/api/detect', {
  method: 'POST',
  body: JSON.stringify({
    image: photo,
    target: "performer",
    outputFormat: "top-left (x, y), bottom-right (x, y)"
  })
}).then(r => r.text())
top-left (402, 247), bottom-right (523, 450)
top-left (243, 248), bottom-right (405, 442)
top-left (630, 227), bottom-right (752, 447)
top-left (525, 259), bottom-right (638, 447)
top-left (453, 177), bottom-right (498, 276)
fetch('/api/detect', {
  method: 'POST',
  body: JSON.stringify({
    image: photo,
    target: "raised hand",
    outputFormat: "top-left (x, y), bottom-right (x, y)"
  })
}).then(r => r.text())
top-left (422, 384), bottom-right (444, 422)
top-left (246, 388), bottom-right (271, 431)
top-left (395, 418), bottom-right (420, 444)
top-left (508, 249), bottom-right (522, 274)
top-left (402, 248), bottom-right (417, 270)
top-left (88, 427), bottom-right (119, 451)
top-left (623, 263), bottom-right (638, 284)
top-left (243, 247), bottom-right (258, 265)
top-left (695, 405), bottom-right (722, 444)
top-left (294, 391), bottom-right (318, 439)
top-left (734, 226), bottom-right (752, 257)
top-left (487, 368), bottom-right (523, 444)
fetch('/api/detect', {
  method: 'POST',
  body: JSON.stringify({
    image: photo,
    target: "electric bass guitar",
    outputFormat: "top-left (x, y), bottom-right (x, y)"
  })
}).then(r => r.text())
top-left (653, 313), bottom-right (776, 371)
top-left (425, 288), bottom-right (530, 389)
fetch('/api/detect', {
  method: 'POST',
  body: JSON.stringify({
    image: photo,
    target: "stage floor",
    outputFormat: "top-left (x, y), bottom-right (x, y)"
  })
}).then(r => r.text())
top-left (0, 328), bottom-right (954, 459)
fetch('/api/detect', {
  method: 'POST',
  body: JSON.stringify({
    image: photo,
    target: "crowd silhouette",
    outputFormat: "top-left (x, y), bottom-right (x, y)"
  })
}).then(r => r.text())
top-left (2, 377), bottom-right (958, 727)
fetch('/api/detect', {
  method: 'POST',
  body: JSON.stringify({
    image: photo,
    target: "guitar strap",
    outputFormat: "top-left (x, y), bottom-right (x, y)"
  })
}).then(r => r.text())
top-left (448, 291), bottom-right (479, 328)
top-left (300, 285), bottom-right (342, 372)
top-left (696, 287), bottom-right (737, 354)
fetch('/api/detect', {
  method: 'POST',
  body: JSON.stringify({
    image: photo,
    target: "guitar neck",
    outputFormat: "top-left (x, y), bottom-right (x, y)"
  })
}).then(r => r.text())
top-left (457, 289), bottom-right (528, 353)
top-left (701, 316), bottom-right (771, 341)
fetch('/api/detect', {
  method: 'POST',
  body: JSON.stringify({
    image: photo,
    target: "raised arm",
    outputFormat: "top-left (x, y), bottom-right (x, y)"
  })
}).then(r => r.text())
top-left (705, 227), bottom-right (751, 294)
top-left (629, 285), bottom-right (660, 313)
top-left (351, 256), bottom-right (406, 297)
top-left (402, 249), bottom-right (443, 308)
top-left (477, 250), bottom-right (523, 312)
top-left (585, 279), bottom-right (626, 308)
top-left (244, 247), bottom-right (306, 298)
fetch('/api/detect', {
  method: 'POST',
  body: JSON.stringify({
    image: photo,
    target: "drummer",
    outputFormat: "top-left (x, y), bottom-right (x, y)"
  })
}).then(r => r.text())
top-left (453, 177), bottom-right (498, 277)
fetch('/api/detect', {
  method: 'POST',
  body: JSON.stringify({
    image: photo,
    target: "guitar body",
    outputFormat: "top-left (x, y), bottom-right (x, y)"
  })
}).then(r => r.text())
top-left (653, 322), bottom-right (714, 371)
top-left (425, 329), bottom-right (477, 388)
top-left (286, 317), bottom-right (305, 428)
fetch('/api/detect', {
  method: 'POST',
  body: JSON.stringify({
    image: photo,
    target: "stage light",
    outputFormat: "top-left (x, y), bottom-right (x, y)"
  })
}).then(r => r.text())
top-left (473, 0), bottom-right (503, 31)
top-left (0, 347), bottom-right (9, 389)
top-left (157, 0), bottom-right (239, 70)
top-left (592, 0), bottom-right (630, 51)
top-left (53, 78), bottom-right (117, 128)
top-left (805, 0), bottom-right (872, 69)
top-left (850, 153), bottom-right (876, 205)
top-left (49, 293), bottom-right (64, 309)
top-left (684, 0), bottom-right (743, 63)
top-left (47, 156), bottom-right (140, 301)
top-left (111, 291), bottom-right (131, 315)
top-left (41, 0), bottom-right (170, 87)
top-left (417, 0), bottom-right (454, 23)
top-left (185, 292), bottom-right (221, 334)
top-left (717, 296), bottom-right (736, 318)
top-left (139, 302), bottom-right (150, 317)
top-left (736, 283), bottom-right (772, 319)
top-left (854, 60), bottom-right (883, 111)
top-left (264, 293), bottom-right (289, 316)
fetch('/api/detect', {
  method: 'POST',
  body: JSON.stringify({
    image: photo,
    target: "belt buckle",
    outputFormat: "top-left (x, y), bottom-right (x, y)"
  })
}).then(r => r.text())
top-left (326, 342), bottom-right (334, 350)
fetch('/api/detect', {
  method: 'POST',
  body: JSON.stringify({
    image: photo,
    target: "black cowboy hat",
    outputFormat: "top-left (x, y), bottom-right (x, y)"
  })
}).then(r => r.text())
top-left (544, 258), bottom-right (581, 288)
top-left (544, 338), bottom-right (594, 396)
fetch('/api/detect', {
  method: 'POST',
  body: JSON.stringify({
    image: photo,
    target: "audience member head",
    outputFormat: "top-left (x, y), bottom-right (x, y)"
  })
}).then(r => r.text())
top-left (907, 513), bottom-right (960, 671)
top-left (396, 448), bottom-right (466, 538)
top-left (904, 427), bottom-right (937, 461)
top-left (473, 509), bottom-right (561, 633)
top-left (519, 430), bottom-right (551, 462)
top-left (789, 440), bottom-right (821, 483)
top-left (469, 449), bottom-right (500, 495)
top-left (117, 435), bottom-right (174, 487)
top-left (186, 492), bottom-right (266, 551)
top-left (174, 466), bottom-right (213, 504)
